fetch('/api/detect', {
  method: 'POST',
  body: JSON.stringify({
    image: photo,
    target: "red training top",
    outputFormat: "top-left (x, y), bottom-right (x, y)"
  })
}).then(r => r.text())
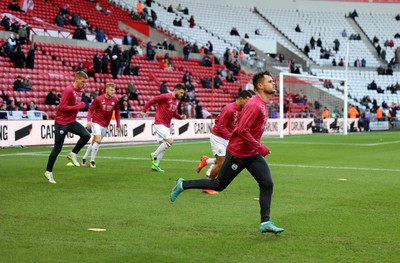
top-left (87, 95), bottom-right (121, 128)
top-left (141, 93), bottom-right (181, 128)
top-left (211, 101), bottom-right (241, 140)
top-left (227, 95), bottom-right (271, 158)
top-left (55, 84), bottom-right (85, 125)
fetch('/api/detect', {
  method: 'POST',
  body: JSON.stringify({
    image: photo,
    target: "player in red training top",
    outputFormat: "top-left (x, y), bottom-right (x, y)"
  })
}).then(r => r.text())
top-left (170, 71), bottom-right (284, 234)
top-left (44, 71), bottom-right (91, 184)
top-left (196, 90), bottom-right (253, 194)
top-left (81, 83), bottom-right (121, 168)
top-left (140, 84), bottom-right (186, 172)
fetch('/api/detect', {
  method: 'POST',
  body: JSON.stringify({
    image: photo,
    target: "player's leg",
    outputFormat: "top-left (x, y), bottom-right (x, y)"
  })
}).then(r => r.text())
top-left (44, 123), bottom-right (69, 183)
top-left (170, 152), bottom-right (247, 202)
top-left (67, 121), bottom-right (91, 166)
top-left (150, 125), bottom-right (172, 172)
top-left (246, 155), bottom-right (283, 233)
top-left (209, 155), bottom-right (225, 179)
top-left (82, 138), bottom-right (94, 166)
top-left (89, 124), bottom-right (107, 168)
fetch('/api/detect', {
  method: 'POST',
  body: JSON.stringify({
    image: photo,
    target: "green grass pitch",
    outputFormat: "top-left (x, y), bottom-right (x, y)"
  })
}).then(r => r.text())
top-left (1, 132), bottom-right (399, 262)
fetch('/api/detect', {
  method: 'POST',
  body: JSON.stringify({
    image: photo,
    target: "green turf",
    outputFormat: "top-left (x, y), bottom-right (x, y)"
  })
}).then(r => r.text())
top-left (1, 132), bottom-right (400, 262)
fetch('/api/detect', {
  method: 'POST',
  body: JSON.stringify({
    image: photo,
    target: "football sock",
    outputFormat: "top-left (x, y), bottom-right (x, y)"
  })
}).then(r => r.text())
top-left (154, 141), bottom-right (170, 157)
top-left (83, 144), bottom-right (93, 160)
top-left (206, 164), bottom-right (215, 177)
top-left (206, 158), bottom-right (216, 165)
top-left (156, 149), bottom-right (166, 164)
top-left (91, 142), bottom-right (100, 162)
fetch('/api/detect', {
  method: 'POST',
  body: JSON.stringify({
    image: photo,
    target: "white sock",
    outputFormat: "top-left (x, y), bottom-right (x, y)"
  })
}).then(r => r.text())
top-left (206, 158), bottom-right (216, 165)
top-left (83, 144), bottom-right (93, 159)
top-left (154, 142), bottom-right (170, 157)
top-left (156, 149), bottom-right (166, 165)
top-left (91, 142), bottom-right (100, 162)
top-left (206, 164), bottom-right (215, 177)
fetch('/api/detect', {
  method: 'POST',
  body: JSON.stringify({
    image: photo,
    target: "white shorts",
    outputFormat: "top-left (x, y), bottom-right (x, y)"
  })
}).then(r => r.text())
top-left (153, 124), bottom-right (172, 142)
top-left (92, 122), bottom-right (107, 138)
top-left (210, 134), bottom-right (229, 157)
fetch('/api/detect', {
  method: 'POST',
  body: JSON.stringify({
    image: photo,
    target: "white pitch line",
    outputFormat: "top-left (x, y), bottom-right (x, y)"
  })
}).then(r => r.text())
top-left (2, 152), bottom-right (399, 173)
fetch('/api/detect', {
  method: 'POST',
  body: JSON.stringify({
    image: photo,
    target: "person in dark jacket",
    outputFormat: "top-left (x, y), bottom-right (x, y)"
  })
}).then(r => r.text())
top-left (26, 45), bottom-right (35, 69)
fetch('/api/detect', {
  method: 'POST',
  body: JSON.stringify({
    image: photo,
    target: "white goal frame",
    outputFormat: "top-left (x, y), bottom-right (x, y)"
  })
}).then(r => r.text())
top-left (278, 72), bottom-right (348, 138)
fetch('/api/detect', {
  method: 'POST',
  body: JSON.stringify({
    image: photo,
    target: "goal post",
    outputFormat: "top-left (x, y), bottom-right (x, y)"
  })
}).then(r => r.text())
top-left (278, 72), bottom-right (348, 138)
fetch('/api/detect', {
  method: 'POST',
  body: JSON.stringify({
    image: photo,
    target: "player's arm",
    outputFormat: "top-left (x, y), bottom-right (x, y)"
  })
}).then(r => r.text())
top-left (237, 106), bottom-right (270, 156)
top-left (58, 89), bottom-right (86, 112)
top-left (86, 98), bottom-right (97, 130)
top-left (173, 110), bottom-right (186, 120)
top-left (140, 95), bottom-right (165, 116)
top-left (214, 108), bottom-right (233, 135)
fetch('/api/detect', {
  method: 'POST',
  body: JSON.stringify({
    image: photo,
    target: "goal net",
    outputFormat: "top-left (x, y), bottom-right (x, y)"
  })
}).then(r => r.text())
top-left (276, 72), bottom-right (348, 138)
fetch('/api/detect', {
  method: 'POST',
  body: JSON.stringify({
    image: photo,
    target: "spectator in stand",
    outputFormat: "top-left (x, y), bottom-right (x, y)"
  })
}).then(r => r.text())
top-left (6, 33), bottom-right (19, 56)
top-left (45, 88), bottom-right (60, 105)
top-left (18, 24), bottom-right (28, 45)
top-left (101, 51), bottom-right (109, 73)
top-left (361, 58), bottom-right (366, 67)
top-left (295, 24), bottom-right (301, 32)
top-left (160, 81), bottom-right (170, 94)
top-left (119, 94), bottom-right (130, 118)
top-left (182, 71), bottom-right (192, 84)
top-left (213, 74), bottom-right (223, 89)
top-left (55, 12), bottom-right (66, 28)
top-left (110, 55), bottom-right (119, 79)
top-left (128, 80), bottom-right (139, 101)
top-left (1, 16), bottom-right (11, 31)
top-left (95, 28), bottom-right (106, 42)
top-left (13, 46), bottom-right (25, 68)
top-left (6, 99), bottom-right (16, 111)
top-left (167, 5), bottom-right (173, 13)
top-left (200, 55), bottom-right (212, 67)
top-left (14, 76), bottom-right (31, 91)
top-left (189, 16), bottom-right (195, 28)
top-left (93, 53), bottom-right (101, 74)
top-left (342, 29), bottom-right (347, 38)
top-left (226, 72), bottom-right (237, 83)
top-left (396, 14), bottom-right (400, 21)
top-left (354, 57), bottom-right (361, 67)
top-left (351, 9), bottom-right (358, 18)
top-left (72, 26), bottom-right (87, 40)
top-left (81, 90), bottom-right (92, 111)
top-left (23, 76), bottom-right (32, 90)
top-left (25, 45), bottom-right (35, 69)
top-left (137, 1), bottom-right (143, 16)
top-left (163, 53), bottom-right (174, 69)
top-left (17, 101), bottom-right (26, 111)
top-left (28, 101), bottom-right (38, 111)
top-left (230, 27), bottom-right (240, 36)
top-left (332, 58), bottom-right (337, 66)
top-left (183, 43), bottom-right (191, 61)
top-left (338, 58), bottom-right (344, 66)
top-left (8, 0), bottom-right (21, 11)
top-left (146, 41), bottom-right (155, 61)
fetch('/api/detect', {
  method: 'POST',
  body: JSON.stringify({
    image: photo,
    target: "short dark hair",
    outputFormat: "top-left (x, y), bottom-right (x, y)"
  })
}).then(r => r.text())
top-left (252, 71), bottom-right (272, 88)
top-left (238, 90), bottom-right (253, 99)
top-left (174, 83), bottom-right (186, 91)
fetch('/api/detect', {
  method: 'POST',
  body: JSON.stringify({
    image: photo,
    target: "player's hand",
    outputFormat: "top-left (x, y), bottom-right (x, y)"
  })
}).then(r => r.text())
top-left (78, 102), bottom-right (86, 109)
top-left (262, 146), bottom-right (271, 157)
top-left (140, 111), bottom-right (146, 117)
top-left (180, 114), bottom-right (187, 120)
